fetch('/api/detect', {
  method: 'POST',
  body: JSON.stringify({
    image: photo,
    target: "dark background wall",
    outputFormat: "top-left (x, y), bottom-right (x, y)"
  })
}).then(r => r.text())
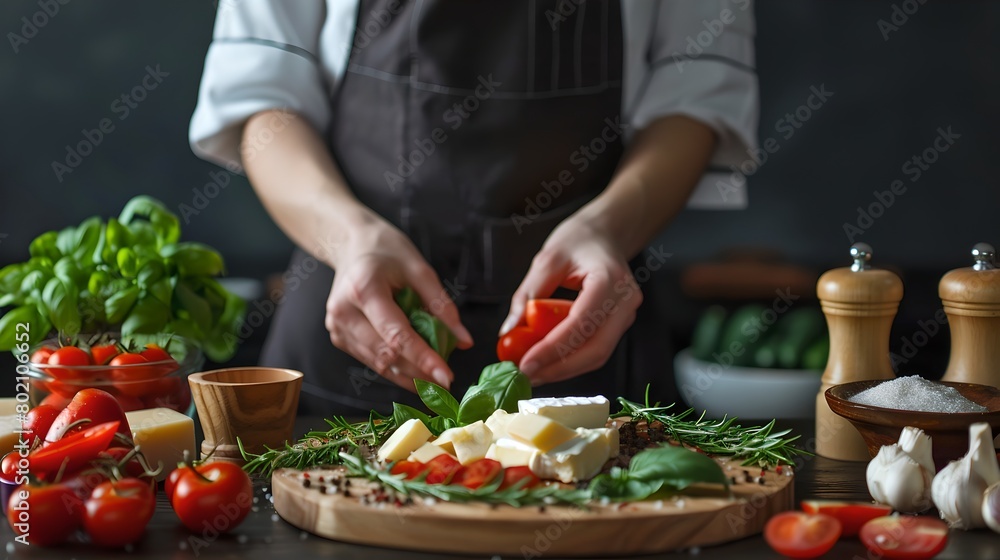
top-left (1, 1), bottom-right (998, 390)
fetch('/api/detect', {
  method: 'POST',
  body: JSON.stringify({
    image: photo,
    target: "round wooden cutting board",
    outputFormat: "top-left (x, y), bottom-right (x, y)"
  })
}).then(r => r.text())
top-left (271, 459), bottom-right (794, 557)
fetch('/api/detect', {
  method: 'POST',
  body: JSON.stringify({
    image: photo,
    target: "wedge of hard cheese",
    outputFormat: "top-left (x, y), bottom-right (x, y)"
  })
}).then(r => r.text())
top-left (125, 407), bottom-right (195, 481)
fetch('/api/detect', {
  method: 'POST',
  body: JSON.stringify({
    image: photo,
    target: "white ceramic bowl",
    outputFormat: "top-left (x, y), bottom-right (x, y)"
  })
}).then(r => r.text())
top-left (673, 348), bottom-right (822, 419)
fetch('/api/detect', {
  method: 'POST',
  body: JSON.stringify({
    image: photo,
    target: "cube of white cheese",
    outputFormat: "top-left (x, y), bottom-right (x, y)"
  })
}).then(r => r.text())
top-left (377, 418), bottom-right (432, 462)
top-left (518, 396), bottom-right (610, 429)
top-left (486, 437), bottom-right (538, 468)
top-left (506, 413), bottom-right (576, 452)
top-left (410, 441), bottom-right (452, 463)
top-left (433, 427), bottom-right (461, 455)
top-left (448, 421), bottom-right (493, 465)
top-left (529, 429), bottom-right (611, 483)
top-left (485, 409), bottom-right (519, 441)
top-left (590, 427), bottom-right (620, 459)
top-left (125, 407), bottom-right (196, 481)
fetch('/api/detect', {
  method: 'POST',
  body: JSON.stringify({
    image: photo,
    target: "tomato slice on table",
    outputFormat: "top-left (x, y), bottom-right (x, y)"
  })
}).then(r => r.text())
top-left (764, 511), bottom-right (841, 559)
top-left (800, 500), bottom-right (892, 537)
top-left (498, 466), bottom-right (541, 490)
top-left (859, 516), bottom-right (948, 560)
top-left (525, 299), bottom-right (573, 334)
top-left (497, 326), bottom-right (543, 365)
top-left (30, 420), bottom-right (120, 480)
top-left (390, 460), bottom-right (427, 480)
top-left (424, 454), bottom-right (462, 484)
top-left (452, 458), bottom-right (502, 490)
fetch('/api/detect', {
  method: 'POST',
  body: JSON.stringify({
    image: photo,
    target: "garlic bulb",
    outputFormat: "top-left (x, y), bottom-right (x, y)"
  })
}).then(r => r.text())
top-left (982, 481), bottom-right (1000, 533)
top-left (866, 426), bottom-right (934, 513)
top-left (931, 422), bottom-right (1000, 529)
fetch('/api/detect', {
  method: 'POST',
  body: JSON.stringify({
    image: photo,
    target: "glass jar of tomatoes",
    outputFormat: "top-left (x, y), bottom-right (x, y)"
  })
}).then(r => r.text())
top-left (24, 335), bottom-right (204, 415)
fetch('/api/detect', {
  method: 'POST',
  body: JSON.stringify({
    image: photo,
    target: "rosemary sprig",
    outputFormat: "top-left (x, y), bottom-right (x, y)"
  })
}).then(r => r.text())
top-left (612, 388), bottom-right (811, 468)
top-left (338, 453), bottom-right (593, 508)
top-left (241, 410), bottom-right (396, 476)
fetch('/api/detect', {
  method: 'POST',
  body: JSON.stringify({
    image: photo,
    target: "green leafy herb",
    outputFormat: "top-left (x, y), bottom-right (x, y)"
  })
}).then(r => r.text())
top-left (405, 361), bottom-right (531, 429)
top-left (0, 196), bottom-right (245, 360)
top-left (394, 287), bottom-right (457, 361)
top-left (613, 388), bottom-right (810, 467)
top-left (588, 445), bottom-right (729, 501)
top-left (414, 379), bottom-right (460, 419)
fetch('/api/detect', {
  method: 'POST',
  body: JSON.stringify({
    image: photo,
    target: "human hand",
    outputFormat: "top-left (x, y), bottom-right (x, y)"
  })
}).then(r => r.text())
top-left (324, 214), bottom-right (473, 391)
top-left (499, 219), bottom-right (642, 386)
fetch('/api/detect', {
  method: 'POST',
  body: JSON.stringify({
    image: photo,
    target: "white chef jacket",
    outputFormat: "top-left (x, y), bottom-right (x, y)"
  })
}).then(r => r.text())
top-left (190, 0), bottom-right (758, 209)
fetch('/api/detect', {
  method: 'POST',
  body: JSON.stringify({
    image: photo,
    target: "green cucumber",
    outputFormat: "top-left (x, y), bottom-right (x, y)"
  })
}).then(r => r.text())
top-left (802, 336), bottom-right (830, 371)
top-left (753, 330), bottom-right (782, 368)
top-left (716, 303), bottom-right (768, 367)
top-left (775, 308), bottom-right (826, 369)
top-left (691, 305), bottom-right (728, 361)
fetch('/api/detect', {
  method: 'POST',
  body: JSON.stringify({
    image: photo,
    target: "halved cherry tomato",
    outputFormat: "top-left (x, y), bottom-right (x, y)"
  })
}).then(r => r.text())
top-left (497, 326), bottom-right (543, 365)
top-left (171, 462), bottom-right (253, 533)
top-left (801, 500), bottom-right (892, 537)
top-left (89, 343), bottom-right (120, 366)
top-left (764, 511), bottom-right (841, 559)
top-left (452, 458), bottom-right (502, 490)
top-left (424, 454), bottom-right (462, 484)
top-left (46, 346), bottom-right (93, 381)
top-left (30, 420), bottom-right (120, 480)
top-left (525, 299), bottom-right (573, 334)
top-left (390, 460), bottom-right (427, 480)
top-left (45, 388), bottom-right (132, 443)
top-left (23, 404), bottom-right (60, 446)
top-left (859, 516), bottom-right (948, 560)
top-left (498, 466), bottom-right (541, 490)
top-left (84, 478), bottom-right (155, 547)
top-left (7, 480), bottom-right (83, 546)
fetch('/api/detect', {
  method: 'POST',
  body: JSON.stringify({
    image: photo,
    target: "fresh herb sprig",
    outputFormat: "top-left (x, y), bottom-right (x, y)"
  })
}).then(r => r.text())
top-left (242, 411), bottom-right (396, 476)
top-left (613, 388), bottom-right (810, 468)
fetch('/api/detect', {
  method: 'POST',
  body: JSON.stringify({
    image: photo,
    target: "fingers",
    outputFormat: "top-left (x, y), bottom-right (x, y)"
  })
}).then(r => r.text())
top-left (407, 262), bottom-right (474, 348)
top-left (500, 251), bottom-right (571, 335)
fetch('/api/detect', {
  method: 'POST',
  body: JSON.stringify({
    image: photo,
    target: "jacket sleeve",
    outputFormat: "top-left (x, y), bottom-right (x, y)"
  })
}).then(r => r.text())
top-left (188, 1), bottom-right (352, 171)
top-left (627, 0), bottom-right (758, 208)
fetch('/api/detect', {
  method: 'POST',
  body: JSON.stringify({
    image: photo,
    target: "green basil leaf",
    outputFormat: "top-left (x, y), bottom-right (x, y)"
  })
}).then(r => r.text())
top-left (588, 472), bottom-right (655, 501)
top-left (148, 278), bottom-right (172, 306)
top-left (121, 296), bottom-right (171, 336)
top-left (55, 225), bottom-right (77, 257)
top-left (105, 286), bottom-right (140, 324)
top-left (471, 362), bottom-right (531, 413)
top-left (42, 277), bottom-right (80, 335)
top-left (88, 269), bottom-right (111, 295)
top-left (392, 403), bottom-right (431, 431)
top-left (0, 306), bottom-right (37, 351)
top-left (414, 378), bottom-right (460, 420)
top-left (54, 256), bottom-right (87, 289)
top-left (626, 445), bottom-right (729, 491)
top-left (127, 220), bottom-right (158, 248)
top-left (116, 248), bottom-right (139, 278)
top-left (119, 195), bottom-right (181, 246)
top-left (478, 361), bottom-right (520, 385)
top-left (409, 309), bottom-right (457, 361)
top-left (394, 287), bottom-right (422, 316)
top-left (136, 260), bottom-right (165, 290)
top-left (29, 231), bottom-right (61, 261)
top-left (456, 390), bottom-right (496, 425)
top-left (201, 291), bottom-right (246, 362)
top-left (161, 242), bottom-right (225, 277)
top-left (175, 281), bottom-right (212, 332)
top-left (0, 263), bottom-right (26, 296)
top-left (425, 416), bottom-right (456, 435)
top-left (20, 269), bottom-right (50, 298)
top-left (105, 218), bottom-right (132, 252)
top-left (72, 216), bottom-right (102, 262)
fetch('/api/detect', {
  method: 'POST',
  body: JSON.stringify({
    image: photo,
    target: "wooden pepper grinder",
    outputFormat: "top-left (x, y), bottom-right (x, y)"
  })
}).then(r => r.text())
top-left (816, 243), bottom-right (903, 461)
top-left (940, 243), bottom-right (1000, 388)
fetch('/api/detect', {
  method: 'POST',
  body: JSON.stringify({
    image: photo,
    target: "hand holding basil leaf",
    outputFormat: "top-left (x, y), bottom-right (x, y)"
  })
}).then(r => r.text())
top-left (394, 287), bottom-right (457, 361)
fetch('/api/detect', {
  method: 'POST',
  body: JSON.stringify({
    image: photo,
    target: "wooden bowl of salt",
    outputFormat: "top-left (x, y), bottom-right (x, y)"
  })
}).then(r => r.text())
top-left (826, 376), bottom-right (1000, 470)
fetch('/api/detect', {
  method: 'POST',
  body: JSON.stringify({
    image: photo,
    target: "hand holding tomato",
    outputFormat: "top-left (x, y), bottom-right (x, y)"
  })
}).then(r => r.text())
top-left (497, 299), bottom-right (572, 365)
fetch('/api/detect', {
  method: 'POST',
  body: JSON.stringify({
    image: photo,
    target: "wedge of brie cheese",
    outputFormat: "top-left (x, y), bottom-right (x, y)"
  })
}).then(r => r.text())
top-left (529, 429), bottom-right (611, 483)
top-left (517, 396), bottom-right (610, 429)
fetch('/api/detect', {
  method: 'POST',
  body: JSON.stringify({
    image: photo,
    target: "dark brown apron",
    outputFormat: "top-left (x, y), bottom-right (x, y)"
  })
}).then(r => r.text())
top-left (261, 0), bottom-right (672, 415)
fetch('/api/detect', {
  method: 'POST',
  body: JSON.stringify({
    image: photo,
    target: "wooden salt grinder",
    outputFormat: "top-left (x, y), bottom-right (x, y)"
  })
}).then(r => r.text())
top-left (815, 243), bottom-right (903, 461)
top-left (940, 243), bottom-right (1000, 388)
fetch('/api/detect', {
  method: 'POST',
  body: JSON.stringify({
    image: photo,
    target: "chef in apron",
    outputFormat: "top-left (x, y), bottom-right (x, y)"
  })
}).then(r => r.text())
top-left (190, 1), bottom-right (758, 415)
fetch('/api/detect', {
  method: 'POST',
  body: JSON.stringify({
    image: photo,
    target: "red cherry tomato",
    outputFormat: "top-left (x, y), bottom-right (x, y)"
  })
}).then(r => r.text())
top-left (524, 299), bottom-right (573, 334)
top-left (46, 346), bottom-right (93, 381)
top-left (109, 352), bottom-right (162, 398)
top-left (390, 460), bottom-right (427, 480)
top-left (452, 458), bottom-right (503, 490)
top-left (89, 343), bottom-right (120, 366)
top-left (30, 421), bottom-right (120, 480)
top-left (170, 462), bottom-right (253, 533)
top-left (23, 404), bottom-right (61, 446)
top-left (800, 500), bottom-right (892, 538)
top-left (30, 346), bottom-right (56, 364)
top-left (139, 377), bottom-right (191, 413)
top-left (1, 452), bottom-right (23, 481)
top-left (859, 516), bottom-right (948, 560)
top-left (39, 392), bottom-right (72, 411)
top-left (45, 388), bottom-right (132, 443)
top-left (496, 326), bottom-right (543, 365)
top-left (424, 454), bottom-right (462, 484)
top-left (764, 511), bottom-right (842, 559)
top-left (84, 478), bottom-right (155, 547)
top-left (6, 480), bottom-right (83, 546)
top-left (498, 466), bottom-right (541, 490)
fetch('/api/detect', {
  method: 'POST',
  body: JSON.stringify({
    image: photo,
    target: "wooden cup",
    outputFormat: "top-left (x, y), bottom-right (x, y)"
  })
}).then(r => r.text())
top-left (188, 367), bottom-right (303, 464)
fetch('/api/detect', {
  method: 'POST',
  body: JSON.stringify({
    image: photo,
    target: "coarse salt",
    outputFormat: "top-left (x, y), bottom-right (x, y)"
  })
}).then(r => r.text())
top-left (848, 375), bottom-right (987, 413)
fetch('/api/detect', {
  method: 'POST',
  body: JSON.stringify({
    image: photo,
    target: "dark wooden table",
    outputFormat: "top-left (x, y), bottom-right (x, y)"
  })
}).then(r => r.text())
top-left (4, 418), bottom-right (1000, 559)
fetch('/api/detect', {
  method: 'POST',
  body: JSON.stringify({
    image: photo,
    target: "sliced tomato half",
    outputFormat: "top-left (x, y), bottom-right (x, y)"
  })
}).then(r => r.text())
top-left (764, 511), bottom-right (842, 559)
top-left (801, 500), bottom-right (892, 537)
top-left (859, 515), bottom-right (948, 560)
top-left (452, 458), bottom-right (502, 490)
